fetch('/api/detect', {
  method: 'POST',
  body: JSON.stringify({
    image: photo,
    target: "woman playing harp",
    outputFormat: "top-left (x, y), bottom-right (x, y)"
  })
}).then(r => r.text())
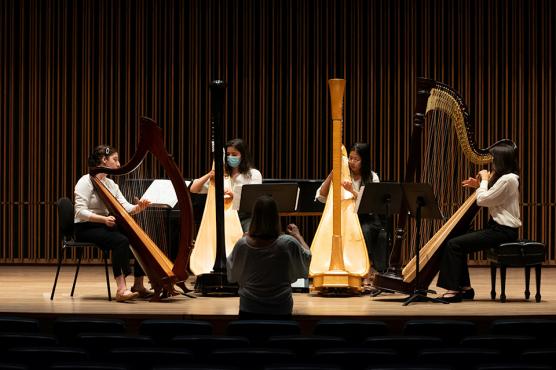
top-left (436, 142), bottom-right (521, 302)
top-left (89, 117), bottom-right (195, 301)
top-left (75, 145), bottom-right (153, 302)
top-left (373, 77), bottom-right (517, 295)
top-left (309, 79), bottom-right (369, 294)
top-left (316, 142), bottom-right (388, 275)
top-left (189, 163), bottom-right (244, 276)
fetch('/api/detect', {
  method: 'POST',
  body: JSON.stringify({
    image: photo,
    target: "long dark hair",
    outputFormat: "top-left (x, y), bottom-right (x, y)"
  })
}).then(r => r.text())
top-left (248, 195), bottom-right (281, 240)
top-left (88, 145), bottom-right (117, 167)
top-left (350, 142), bottom-right (373, 185)
top-left (225, 138), bottom-right (254, 176)
top-left (489, 142), bottom-right (518, 187)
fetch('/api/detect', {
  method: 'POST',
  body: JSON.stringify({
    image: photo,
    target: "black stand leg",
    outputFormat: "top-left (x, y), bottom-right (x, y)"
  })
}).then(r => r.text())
top-left (524, 266), bottom-right (531, 300)
top-left (402, 200), bottom-right (448, 306)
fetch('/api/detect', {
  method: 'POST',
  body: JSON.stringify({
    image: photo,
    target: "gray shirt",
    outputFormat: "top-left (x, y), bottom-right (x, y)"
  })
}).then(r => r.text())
top-left (227, 234), bottom-right (311, 315)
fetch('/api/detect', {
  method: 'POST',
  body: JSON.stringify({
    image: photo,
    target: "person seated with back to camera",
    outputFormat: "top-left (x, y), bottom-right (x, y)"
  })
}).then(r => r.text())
top-left (227, 195), bottom-right (311, 320)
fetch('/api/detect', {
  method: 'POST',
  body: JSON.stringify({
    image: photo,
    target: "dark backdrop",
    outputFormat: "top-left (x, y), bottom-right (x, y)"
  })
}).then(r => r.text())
top-left (1, 0), bottom-right (554, 264)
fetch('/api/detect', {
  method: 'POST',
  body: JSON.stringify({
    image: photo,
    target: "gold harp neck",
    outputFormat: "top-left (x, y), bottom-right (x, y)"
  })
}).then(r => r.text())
top-left (328, 79), bottom-right (346, 120)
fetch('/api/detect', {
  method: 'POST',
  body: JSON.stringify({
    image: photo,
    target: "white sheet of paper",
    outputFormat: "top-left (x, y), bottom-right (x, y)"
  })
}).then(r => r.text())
top-left (141, 179), bottom-right (183, 208)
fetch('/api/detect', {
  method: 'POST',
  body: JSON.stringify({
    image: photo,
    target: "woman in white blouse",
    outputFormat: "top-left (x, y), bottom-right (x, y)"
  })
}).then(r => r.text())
top-left (74, 145), bottom-right (152, 302)
top-left (437, 142), bottom-right (521, 302)
top-left (190, 138), bottom-right (262, 231)
top-left (315, 142), bottom-right (388, 272)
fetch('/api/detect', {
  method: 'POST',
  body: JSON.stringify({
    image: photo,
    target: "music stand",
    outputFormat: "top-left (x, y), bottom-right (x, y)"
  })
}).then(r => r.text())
top-left (236, 183), bottom-right (300, 213)
top-left (356, 182), bottom-right (403, 217)
top-left (401, 183), bottom-right (448, 305)
top-left (356, 183), bottom-right (403, 297)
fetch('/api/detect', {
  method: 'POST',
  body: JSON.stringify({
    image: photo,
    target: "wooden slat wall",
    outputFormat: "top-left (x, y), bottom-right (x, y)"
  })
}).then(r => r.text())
top-left (1, 0), bottom-right (554, 264)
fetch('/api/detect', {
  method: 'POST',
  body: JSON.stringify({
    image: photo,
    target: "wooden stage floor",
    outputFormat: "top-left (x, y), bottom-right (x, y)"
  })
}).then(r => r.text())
top-left (1, 265), bottom-right (554, 334)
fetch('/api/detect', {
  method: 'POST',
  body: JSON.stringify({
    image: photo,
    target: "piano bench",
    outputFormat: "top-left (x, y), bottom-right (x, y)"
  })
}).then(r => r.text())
top-left (487, 240), bottom-right (545, 303)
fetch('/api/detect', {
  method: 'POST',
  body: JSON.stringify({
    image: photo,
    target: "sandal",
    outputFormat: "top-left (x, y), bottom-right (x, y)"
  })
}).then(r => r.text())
top-left (115, 290), bottom-right (139, 302)
top-left (131, 286), bottom-right (155, 299)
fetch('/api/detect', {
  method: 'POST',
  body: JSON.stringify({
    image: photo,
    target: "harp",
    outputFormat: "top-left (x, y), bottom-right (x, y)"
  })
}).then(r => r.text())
top-left (189, 165), bottom-right (244, 276)
top-left (89, 117), bottom-right (195, 300)
top-left (309, 79), bottom-right (370, 295)
top-left (193, 80), bottom-right (240, 295)
top-left (373, 77), bottom-right (514, 293)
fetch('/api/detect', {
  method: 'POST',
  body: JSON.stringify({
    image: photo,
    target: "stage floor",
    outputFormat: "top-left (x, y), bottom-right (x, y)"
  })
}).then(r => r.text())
top-left (1, 266), bottom-right (554, 333)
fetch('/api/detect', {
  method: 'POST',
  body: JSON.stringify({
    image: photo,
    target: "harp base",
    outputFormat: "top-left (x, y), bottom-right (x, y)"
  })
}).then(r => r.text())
top-left (194, 272), bottom-right (239, 297)
top-left (311, 271), bottom-right (362, 296)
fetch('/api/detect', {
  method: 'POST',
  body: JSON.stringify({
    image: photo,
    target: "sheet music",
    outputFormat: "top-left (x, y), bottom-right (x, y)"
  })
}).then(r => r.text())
top-left (141, 179), bottom-right (189, 208)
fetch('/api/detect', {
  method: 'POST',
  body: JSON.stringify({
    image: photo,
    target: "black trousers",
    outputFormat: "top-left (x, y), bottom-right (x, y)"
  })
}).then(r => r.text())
top-left (74, 222), bottom-right (145, 278)
top-left (436, 219), bottom-right (518, 291)
top-left (359, 213), bottom-right (389, 273)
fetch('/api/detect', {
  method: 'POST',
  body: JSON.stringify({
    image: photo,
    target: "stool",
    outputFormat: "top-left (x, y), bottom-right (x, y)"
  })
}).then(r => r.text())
top-left (487, 240), bottom-right (545, 302)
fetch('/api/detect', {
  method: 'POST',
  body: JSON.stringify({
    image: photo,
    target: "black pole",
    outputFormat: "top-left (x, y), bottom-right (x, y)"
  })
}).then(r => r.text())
top-left (210, 80), bottom-right (227, 273)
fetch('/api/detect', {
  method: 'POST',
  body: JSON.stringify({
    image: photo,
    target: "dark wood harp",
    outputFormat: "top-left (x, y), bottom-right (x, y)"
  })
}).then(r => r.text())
top-left (89, 117), bottom-right (195, 300)
top-left (373, 78), bottom-right (515, 293)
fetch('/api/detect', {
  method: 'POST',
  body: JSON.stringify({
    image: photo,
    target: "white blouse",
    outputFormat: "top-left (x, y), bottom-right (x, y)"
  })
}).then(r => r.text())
top-left (315, 171), bottom-right (380, 203)
top-left (476, 173), bottom-right (522, 228)
top-left (74, 174), bottom-right (135, 223)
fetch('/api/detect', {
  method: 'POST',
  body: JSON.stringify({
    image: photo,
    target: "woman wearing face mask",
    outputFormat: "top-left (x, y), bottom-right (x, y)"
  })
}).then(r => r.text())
top-left (190, 138), bottom-right (262, 231)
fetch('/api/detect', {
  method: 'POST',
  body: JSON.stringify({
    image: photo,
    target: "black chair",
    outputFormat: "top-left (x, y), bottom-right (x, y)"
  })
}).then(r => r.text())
top-left (416, 348), bottom-right (501, 370)
top-left (0, 317), bottom-right (40, 333)
top-left (460, 335), bottom-right (538, 358)
top-left (363, 336), bottom-right (444, 361)
top-left (139, 319), bottom-right (213, 345)
top-left (487, 240), bottom-right (545, 302)
top-left (489, 319), bottom-right (556, 343)
top-left (210, 348), bottom-right (296, 370)
top-left (0, 364), bottom-right (28, 370)
top-left (108, 348), bottom-right (194, 370)
top-left (170, 335), bottom-right (249, 358)
top-left (313, 348), bottom-right (399, 369)
top-left (312, 320), bottom-right (389, 343)
top-left (50, 197), bottom-right (112, 301)
top-left (49, 364), bottom-right (129, 370)
top-left (402, 320), bottom-right (477, 345)
top-left (475, 364), bottom-right (553, 370)
top-left (0, 333), bottom-right (58, 348)
top-left (519, 349), bottom-right (556, 366)
top-left (77, 333), bottom-right (153, 359)
top-left (266, 336), bottom-right (347, 359)
top-left (226, 320), bottom-right (300, 342)
top-left (53, 317), bottom-right (126, 345)
top-left (7, 347), bottom-right (89, 370)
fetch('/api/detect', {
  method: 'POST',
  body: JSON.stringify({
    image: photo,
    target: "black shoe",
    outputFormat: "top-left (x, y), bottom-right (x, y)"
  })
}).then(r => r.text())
top-left (461, 288), bottom-right (475, 300)
top-left (440, 292), bottom-right (463, 303)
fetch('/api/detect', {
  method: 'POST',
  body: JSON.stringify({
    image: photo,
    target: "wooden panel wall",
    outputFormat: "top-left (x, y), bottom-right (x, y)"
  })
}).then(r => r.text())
top-left (1, 0), bottom-right (554, 264)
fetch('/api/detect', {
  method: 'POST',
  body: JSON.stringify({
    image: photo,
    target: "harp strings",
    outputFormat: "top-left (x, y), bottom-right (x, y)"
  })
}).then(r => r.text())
top-left (405, 93), bottom-right (477, 261)
top-left (119, 154), bottom-right (172, 257)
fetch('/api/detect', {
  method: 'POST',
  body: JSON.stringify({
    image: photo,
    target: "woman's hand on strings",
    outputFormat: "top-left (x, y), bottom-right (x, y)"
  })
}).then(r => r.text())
top-left (462, 177), bottom-right (480, 188)
top-left (133, 198), bottom-right (151, 214)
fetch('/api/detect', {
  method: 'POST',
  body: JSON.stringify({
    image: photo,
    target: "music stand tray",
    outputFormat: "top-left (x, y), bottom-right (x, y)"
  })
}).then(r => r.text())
top-left (401, 183), bottom-right (447, 306)
top-left (236, 183), bottom-right (300, 213)
top-left (356, 182), bottom-right (403, 216)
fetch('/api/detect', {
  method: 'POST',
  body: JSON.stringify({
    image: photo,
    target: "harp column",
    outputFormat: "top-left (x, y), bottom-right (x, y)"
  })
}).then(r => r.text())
top-left (311, 78), bottom-right (362, 294)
